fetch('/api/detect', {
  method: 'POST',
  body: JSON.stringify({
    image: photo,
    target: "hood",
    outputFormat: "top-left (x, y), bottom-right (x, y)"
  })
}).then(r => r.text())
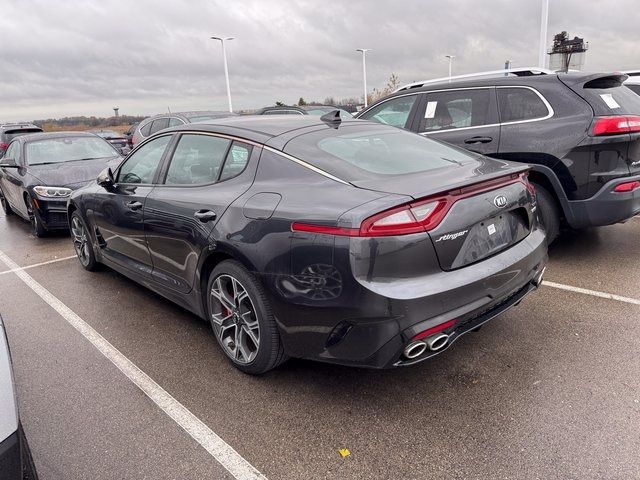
top-left (28, 156), bottom-right (121, 189)
top-left (351, 156), bottom-right (527, 200)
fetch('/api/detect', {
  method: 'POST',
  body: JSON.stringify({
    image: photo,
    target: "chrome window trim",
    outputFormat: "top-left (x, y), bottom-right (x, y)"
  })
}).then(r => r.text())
top-left (262, 146), bottom-right (350, 185)
top-left (133, 130), bottom-right (350, 186)
top-left (418, 85), bottom-right (554, 135)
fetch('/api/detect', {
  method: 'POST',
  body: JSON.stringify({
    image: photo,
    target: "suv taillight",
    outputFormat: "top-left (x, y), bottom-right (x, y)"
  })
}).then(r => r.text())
top-left (0, 143), bottom-right (8, 150)
top-left (592, 115), bottom-right (640, 136)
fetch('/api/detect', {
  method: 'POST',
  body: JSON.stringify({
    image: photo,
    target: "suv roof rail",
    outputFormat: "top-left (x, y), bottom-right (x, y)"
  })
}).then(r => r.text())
top-left (394, 67), bottom-right (555, 92)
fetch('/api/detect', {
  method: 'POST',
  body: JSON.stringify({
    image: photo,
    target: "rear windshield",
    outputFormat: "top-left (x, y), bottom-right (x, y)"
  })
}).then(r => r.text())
top-left (26, 137), bottom-right (117, 165)
top-left (4, 128), bottom-right (42, 141)
top-left (580, 84), bottom-right (640, 116)
top-left (284, 125), bottom-right (475, 181)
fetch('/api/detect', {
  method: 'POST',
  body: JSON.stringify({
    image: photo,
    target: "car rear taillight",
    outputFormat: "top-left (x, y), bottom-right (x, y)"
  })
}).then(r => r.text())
top-left (292, 174), bottom-right (523, 237)
top-left (613, 180), bottom-right (640, 193)
top-left (0, 143), bottom-right (8, 150)
top-left (592, 115), bottom-right (640, 136)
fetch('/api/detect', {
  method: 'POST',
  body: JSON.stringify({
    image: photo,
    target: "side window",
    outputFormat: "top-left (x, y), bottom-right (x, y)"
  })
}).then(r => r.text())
top-left (164, 134), bottom-right (231, 185)
top-left (3, 142), bottom-right (18, 161)
top-left (420, 89), bottom-right (492, 132)
top-left (168, 117), bottom-right (184, 127)
top-left (359, 95), bottom-right (417, 128)
top-left (140, 121), bottom-right (152, 137)
top-left (117, 135), bottom-right (171, 184)
top-left (497, 88), bottom-right (550, 123)
top-left (219, 142), bottom-right (252, 181)
top-left (150, 117), bottom-right (169, 134)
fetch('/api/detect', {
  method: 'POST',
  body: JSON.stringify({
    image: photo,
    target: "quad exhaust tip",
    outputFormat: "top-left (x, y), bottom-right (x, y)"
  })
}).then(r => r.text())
top-left (404, 332), bottom-right (451, 359)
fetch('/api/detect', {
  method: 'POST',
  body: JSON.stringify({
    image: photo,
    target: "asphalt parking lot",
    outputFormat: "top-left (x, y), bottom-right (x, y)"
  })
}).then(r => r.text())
top-left (1, 210), bottom-right (639, 480)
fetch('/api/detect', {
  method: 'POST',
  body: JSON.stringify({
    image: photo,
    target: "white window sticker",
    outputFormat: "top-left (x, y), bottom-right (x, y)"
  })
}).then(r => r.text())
top-left (425, 101), bottom-right (438, 119)
top-left (487, 224), bottom-right (496, 235)
top-left (600, 93), bottom-right (621, 109)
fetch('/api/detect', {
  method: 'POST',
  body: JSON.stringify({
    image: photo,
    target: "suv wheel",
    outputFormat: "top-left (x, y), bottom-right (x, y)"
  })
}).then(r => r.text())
top-left (0, 188), bottom-right (13, 215)
top-left (206, 260), bottom-right (286, 374)
top-left (534, 184), bottom-right (560, 243)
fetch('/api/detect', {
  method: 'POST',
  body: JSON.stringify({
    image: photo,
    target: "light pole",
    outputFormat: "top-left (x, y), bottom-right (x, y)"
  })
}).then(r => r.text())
top-left (445, 55), bottom-right (455, 82)
top-left (356, 48), bottom-right (371, 108)
top-left (211, 36), bottom-right (234, 112)
top-left (538, 0), bottom-right (549, 68)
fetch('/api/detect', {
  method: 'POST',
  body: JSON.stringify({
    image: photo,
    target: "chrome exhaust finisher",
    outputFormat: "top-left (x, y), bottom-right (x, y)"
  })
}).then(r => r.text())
top-left (403, 341), bottom-right (427, 359)
top-left (425, 333), bottom-right (449, 351)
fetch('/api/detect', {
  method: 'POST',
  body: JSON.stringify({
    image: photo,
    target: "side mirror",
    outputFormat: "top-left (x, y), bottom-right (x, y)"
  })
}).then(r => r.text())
top-left (97, 167), bottom-right (115, 189)
top-left (0, 158), bottom-right (18, 168)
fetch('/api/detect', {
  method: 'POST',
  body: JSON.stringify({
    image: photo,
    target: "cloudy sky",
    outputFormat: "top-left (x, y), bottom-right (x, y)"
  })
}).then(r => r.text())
top-left (1, 0), bottom-right (638, 121)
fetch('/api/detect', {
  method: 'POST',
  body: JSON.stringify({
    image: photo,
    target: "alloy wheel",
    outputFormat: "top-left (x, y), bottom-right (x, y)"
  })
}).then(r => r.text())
top-left (210, 274), bottom-right (260, 364)
top-left (71, 216), bottom-right (90, 266)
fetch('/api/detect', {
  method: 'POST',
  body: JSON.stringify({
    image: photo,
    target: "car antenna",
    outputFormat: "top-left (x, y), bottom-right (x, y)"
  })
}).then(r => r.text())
top-left (320, 110), bottom-right (342, 128)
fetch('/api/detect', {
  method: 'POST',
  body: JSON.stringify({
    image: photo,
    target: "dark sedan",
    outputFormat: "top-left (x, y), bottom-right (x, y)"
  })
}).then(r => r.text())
top-left (68, 114), bottom-right (547, 374)
top-left (0, 132), bottom-right (121, 237)
top-left (0, 315), bottom-right (38, 479)
top-left (89, 129), bottom-right (130, 155)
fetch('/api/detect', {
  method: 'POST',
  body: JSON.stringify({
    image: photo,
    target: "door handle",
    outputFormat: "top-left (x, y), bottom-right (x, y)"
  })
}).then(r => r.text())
top-left (125, 200), bottom-right (143, 211)
top-left (464, 136), bottom-right (493, 144)
top-left (194, 209), bottom-right (217, 223)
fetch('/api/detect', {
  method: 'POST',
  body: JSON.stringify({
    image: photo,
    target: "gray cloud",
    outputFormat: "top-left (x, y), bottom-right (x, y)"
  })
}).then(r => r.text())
top-left (0, 0), bottom-right (638, 121)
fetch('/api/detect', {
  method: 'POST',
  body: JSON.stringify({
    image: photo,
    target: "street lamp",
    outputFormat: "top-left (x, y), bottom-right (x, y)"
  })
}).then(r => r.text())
top-left (445, 55), bottom-right (455, 82)
top-left (211, 36), bottom-right (234, 113)
top-left (356, 48), bottom-right (371, 108)
top-left (538, 0), bottom-right (549, 68)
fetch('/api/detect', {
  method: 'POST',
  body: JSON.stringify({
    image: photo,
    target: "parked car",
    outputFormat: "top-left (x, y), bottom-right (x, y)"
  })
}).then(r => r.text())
top-left (623, 70), bottom-right (640, 96)
top-left (123, 122), bottom-right (138, 149)
top-left (88, 129), bottom-right (130, 155)
top-left (0, 124), bottom-right (43, 158)
top-left (0, 314), bottom-right (38, 479)
top-left (131, 111), bottom-right (236, 147)
top-left (0, 132), bottom-right (121, 237)
top-left (357, 69), bottom-right (640, 242)
top-left (300, 105), bottom-right (353, 117)
top-left (68, 115), bottom-right (547, 374)
top-left (254, 106), bottom-right (307, 115)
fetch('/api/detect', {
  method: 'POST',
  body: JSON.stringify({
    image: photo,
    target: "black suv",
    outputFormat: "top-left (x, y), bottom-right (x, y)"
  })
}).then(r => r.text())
top-left (0, 123), bottom-right (43, 158)
top-left (357, 70), bottom-right (640, 241)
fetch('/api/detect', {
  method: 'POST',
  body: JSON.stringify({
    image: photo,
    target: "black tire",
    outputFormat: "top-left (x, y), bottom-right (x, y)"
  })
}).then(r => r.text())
top-left (25, 195), bottom-right (46, 238)
top-left (206, 260), bottom-right (287, 374)
top-left (0, 187), bottom-right (13, 215)
top-left (19, 424), bottom-right (39, 480)
top-left (70, 211), bottom-right (99, 271)
top-left (534, 184), bottom-right (560, 244)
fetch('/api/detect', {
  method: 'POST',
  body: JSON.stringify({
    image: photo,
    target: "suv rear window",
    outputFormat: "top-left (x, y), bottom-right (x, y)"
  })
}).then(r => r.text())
top-left (579, 84), bottom-right (640, 116)
top-left (3, 128), bottom-right (42, 141)
top-left (497, 88), bottom-right (550, 123)
top-left (284, 125), bottom-right (475, 181)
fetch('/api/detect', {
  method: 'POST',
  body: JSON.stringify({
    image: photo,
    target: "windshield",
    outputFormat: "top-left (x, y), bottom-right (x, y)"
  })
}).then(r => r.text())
top-left (284, 125), bottom-right (474, 181)
top-left (26, 137), bottom-right (117, 165)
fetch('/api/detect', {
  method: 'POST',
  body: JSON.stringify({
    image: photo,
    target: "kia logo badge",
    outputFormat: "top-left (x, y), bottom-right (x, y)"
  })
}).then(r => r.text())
top-left (494, 195), bottom-right (508, 208)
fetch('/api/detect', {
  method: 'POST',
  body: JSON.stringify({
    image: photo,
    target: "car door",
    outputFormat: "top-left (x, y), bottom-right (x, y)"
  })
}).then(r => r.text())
top-left (90, 134), bottom-right (173, 277)
top-left (0, 142), bottom-right (26, 216)
top-left (144, 133), bottom-right (255, 293)
top-left (414, 87), bottom-right (500, 156)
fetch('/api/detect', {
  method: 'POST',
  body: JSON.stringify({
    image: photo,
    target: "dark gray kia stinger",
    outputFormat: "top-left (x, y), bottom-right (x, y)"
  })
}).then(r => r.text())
top-left (67, 114), bottom-right (547, 374)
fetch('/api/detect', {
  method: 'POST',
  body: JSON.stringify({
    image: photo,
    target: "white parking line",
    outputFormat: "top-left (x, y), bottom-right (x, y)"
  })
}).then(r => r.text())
top-left (0, 249), bottom-right (267, 480)
top-left (542, 280), bottom-right (640, 306)
top-left (0, 255), bottom-right (76, 276)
